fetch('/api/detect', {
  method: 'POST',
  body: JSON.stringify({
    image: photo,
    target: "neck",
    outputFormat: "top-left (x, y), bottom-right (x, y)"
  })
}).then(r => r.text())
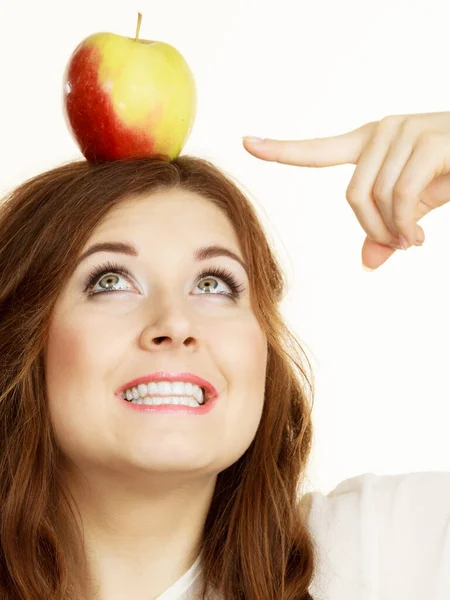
top-left (62, 460), bottom-right (215, 600)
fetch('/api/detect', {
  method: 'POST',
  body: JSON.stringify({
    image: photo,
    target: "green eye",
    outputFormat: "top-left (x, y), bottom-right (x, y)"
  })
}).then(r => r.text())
top-left (84, 262), bottom-right (246, 300)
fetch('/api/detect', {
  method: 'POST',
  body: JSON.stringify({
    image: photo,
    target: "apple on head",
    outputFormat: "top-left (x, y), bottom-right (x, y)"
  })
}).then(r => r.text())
top-left (62, 13), bottom-right (197, 162)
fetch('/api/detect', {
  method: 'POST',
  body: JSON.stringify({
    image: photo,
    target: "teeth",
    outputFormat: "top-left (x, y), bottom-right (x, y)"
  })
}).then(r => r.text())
top-left (130, 396), bottom-right (201, 408)
top-left (122, 381), bottom-right (206, 405)
top-left (137, 383), bottom-right (148, 396)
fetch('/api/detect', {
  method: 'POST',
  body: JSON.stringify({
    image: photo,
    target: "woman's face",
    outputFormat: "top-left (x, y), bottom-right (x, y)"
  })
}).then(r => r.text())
top-left (45, 188), bottom-right (267, 480)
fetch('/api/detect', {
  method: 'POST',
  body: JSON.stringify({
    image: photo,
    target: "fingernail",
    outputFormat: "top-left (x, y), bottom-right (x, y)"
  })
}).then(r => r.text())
top-left (242, 136), bottom-right (264, 143)
top-left (414, 239), bottom-right (424, 246)
top-left (362, 263), bottom-right (375, 272)
top-left (399, 235), bottom-right (409, 250)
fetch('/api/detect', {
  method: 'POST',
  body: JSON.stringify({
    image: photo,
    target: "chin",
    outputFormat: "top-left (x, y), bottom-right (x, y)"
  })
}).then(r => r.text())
top-left (120, 448), bottom-right (219, 475)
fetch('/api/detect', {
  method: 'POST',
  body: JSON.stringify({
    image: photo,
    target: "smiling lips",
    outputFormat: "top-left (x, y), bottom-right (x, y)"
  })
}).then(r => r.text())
top-left (117, 371), bottom-right (218, 406)
top-left (122, 380), bottom-right (206, 406)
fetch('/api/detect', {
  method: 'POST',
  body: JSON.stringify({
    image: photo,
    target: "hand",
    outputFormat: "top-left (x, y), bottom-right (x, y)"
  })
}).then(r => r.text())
top-left (243, 112), bottom-right (450, 270)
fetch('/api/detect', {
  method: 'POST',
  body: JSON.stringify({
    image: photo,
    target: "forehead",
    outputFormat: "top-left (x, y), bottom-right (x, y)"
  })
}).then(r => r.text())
top-left (92, 188), bottom-right (237, 243)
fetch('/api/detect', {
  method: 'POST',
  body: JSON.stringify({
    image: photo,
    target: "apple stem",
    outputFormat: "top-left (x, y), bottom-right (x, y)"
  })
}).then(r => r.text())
top-left (135, 12), bottom-right (142, 41)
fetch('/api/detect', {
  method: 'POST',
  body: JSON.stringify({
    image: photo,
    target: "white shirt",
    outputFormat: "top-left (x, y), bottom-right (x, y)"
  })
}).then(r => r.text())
top-left (156, 472), bottom-right (450, 599)
top-left (156, 553), bottom-right (203, 600)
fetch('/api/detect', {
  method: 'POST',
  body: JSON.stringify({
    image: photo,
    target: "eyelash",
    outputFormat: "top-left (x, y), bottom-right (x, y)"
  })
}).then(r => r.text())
top-left (83, 260), bottom-right (246, 301)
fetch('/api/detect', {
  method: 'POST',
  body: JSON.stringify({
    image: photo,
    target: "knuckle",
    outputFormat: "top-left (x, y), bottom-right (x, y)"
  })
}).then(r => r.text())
top-left (392, 182), bottom-right (411, 202)
top-left (345, 184), bottom-right (364, 206)
top-left (378, 114), bottom-right (404, 132)
top-left (373, 185), bottom-right (390, 205)
top-left (417, 130), bottom-right (441, 148)
top-left (398, 117), bottom-right (420, 137)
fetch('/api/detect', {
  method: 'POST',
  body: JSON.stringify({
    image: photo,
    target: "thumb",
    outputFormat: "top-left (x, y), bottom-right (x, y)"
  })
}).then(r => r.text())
top-left (242, 126), bottom-right (373, 167)
top-left (361, 237), bottom-right (396, 271)
top-left (361, 223), bottom-right (425, 270)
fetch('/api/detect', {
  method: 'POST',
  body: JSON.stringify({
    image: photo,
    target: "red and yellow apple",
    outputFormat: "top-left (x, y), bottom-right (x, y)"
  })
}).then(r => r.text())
top-left (62, 13), bottom-right (197, 162)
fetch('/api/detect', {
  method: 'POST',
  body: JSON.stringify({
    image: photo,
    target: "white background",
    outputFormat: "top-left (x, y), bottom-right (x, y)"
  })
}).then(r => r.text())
top-left (0, 0), bottom-right (449, 494)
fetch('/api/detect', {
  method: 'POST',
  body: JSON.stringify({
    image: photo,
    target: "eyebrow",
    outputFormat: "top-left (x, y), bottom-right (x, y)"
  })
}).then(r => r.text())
top-left (75, 241), bottom-right (249, 276)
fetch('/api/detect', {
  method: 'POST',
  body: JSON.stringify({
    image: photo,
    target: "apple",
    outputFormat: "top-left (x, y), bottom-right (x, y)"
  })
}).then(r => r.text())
top-left (62, 13), bottom-right (197, 162)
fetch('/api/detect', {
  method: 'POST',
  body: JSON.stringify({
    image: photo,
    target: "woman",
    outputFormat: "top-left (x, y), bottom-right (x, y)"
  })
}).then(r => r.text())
top-left (0, 111), bottom-right (448, 600)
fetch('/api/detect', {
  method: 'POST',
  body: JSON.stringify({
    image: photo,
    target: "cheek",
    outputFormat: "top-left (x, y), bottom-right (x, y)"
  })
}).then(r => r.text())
top-left (45, 320), bottom-right (84, 450)
top-left (46, 321), bottom-right (83, 396)
top-left (45, 312), bottom-right (123, 458)
top-left (206, 315), bottom-right (267, 468)
top-left (45, 316), bottom-right (108, 417)
top-left (222, 312), bottom-right (266, 370)
top-left (211, 313), bottom-right (267, 409)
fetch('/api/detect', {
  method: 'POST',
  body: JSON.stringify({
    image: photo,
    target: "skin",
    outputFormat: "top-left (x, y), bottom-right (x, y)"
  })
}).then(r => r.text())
top-left (243, 111), bottom-right (450, 270)
top-left (44, 188), bottom-right (268, 599)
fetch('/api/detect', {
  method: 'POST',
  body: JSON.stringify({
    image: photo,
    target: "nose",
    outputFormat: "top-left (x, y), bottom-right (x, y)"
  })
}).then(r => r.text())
top-left (139, 299), bottom-right (198, 352)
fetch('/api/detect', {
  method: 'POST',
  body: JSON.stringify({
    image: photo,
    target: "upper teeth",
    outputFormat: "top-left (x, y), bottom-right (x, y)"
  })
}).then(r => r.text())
top-left (122, 381), bottom-right (205, 405)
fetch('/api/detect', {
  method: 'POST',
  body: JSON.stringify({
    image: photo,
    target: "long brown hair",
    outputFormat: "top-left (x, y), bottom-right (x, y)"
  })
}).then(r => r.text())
top-left (0, 156), bottom-right (316, 599)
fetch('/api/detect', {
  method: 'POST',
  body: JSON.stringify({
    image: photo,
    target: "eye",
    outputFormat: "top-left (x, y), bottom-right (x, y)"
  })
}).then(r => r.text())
top-left (83, 261), bottom-right (134, 295)
top-left (83, 261), bottom-right (246, 301)
top-left (193, 266), bottom-right (245, 300)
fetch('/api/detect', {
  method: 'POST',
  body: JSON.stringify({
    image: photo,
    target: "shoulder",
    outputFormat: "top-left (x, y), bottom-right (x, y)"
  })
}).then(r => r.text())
top-left (300, 471), bottom-right (450, 524)
top-left (299, 472), bottom-right (450, 599)
top-left (300, 471), bottom-right (450, 539)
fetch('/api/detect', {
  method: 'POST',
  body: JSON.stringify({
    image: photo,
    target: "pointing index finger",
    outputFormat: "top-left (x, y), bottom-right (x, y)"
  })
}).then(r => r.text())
top-left (243, 122), bottom-right (375, 168)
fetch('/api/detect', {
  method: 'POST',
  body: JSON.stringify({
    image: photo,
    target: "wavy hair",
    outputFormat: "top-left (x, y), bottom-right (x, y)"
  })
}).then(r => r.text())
top-left (0, 156), bottom-right (316, 599)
